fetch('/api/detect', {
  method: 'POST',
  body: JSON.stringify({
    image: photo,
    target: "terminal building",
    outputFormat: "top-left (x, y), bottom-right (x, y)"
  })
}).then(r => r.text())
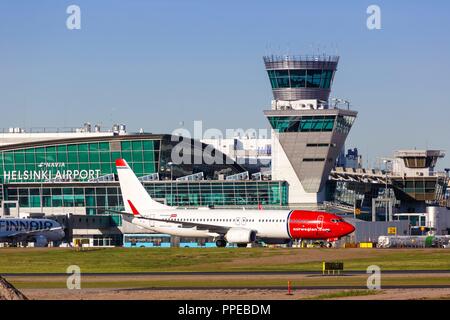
top-left (0, 131), bottom-right (287, 213)
top-left (327, 149), bottom-right (450, 236)
top-left (0, 126), bottom-right (288, 246)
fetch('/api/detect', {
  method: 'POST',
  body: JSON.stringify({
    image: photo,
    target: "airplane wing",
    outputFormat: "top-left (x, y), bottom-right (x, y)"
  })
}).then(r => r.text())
top-left (6, 227), bottom-right (64, 238)
top-left (101, 209), bottom-right (232, 234)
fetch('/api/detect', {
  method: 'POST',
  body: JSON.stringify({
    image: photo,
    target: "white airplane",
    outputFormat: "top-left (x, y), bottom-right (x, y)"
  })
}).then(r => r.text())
top-left (0, 218), bottom-right (65, 247)
top-left (113, 159), bottom-right (355, 247)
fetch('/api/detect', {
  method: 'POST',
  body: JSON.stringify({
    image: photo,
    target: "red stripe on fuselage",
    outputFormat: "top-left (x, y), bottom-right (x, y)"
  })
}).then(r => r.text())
top-left (127, 200), bottom-right (140, 216)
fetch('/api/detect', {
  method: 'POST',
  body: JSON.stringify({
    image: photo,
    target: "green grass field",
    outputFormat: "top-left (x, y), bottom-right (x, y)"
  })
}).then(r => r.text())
top-left (304, 290), bottom-right (382, 300)
top-left (1, 247), bottom-right (450, 273)
top-left (8, 275), bottom-right (450, 289)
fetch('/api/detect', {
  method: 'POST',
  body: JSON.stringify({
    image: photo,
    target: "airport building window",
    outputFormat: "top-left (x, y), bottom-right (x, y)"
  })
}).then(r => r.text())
top-left (268, 115), bottom-right (336, 133)
top-left (403, 157), bottom-right (431, 169)
top-left (267, 69), bottom-right (334, 89)
top-left (306, 143), bottom-right (334, 147)
top-left (93, 234), bottom-right (123, 247)
top-left (289, 69), bottom-right (306, 87)
top-left (390, 177), bottom-right (447, 202)
top-left (335, 115), bottom-right (356, 134)
top-left (303, 158), bottom-right (326, 162)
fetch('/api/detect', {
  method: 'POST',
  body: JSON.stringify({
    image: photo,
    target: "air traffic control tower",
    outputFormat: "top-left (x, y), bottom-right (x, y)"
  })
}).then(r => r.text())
top-left (263, 54), bottom-right (358, 205)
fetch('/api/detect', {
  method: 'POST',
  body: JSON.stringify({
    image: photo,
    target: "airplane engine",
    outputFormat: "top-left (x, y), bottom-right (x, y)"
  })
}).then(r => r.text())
top-left (225, 228), bottom-right (256, 244)
top-left (34, 235), bottom-right (49, 247)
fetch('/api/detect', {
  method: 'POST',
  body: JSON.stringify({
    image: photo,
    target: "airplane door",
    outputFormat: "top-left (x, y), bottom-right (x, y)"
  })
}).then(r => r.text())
top-left (149, 214), bottom-right (156, 227)
top-left (241, 217), bottom-right (247, 226)
top-left (317, 215), bottom-right (324, 230)
top-left (235, 217), bottom-right (241, 226)
top-left (317, 215), bottom-right (324, 236)
top-left (2, 201), bottom-right (19, 217)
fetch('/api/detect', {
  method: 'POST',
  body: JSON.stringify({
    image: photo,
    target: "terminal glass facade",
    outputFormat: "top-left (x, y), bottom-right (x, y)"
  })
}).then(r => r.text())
top-left (325, 180), bottom-right (392, 221)
top-left (326, 180), bottom-right (387, 208)
top-left (2, 181), bottom-right (288, 215)
top-left (326, 177), bottom-right (449, 220)
top-left (0, 139), bottom-right (159, 183)
top-left (0, 135), bottom-right (244, 184)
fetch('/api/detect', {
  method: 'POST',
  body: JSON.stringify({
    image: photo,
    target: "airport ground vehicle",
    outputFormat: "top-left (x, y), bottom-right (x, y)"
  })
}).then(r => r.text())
top-left (123, 233), bottom-right (171, 247)
top-left (123, 234), bottom-right (229, 247)
top-left (377, 235), bottom-right (450, 248)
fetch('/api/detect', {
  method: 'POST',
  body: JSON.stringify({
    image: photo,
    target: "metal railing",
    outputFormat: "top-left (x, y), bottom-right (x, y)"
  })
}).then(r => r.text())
top-left (0, 127), bottom-right (98, 134)
top-left (263, 54), bottom-right (339, 63)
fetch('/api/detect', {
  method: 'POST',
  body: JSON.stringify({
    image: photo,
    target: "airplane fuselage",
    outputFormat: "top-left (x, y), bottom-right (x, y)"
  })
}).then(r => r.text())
top-left (115, 158), bottom-right (355, 246)
top-left (124, 208), bottom-right (354, 242)
top-left (0, 218), bottom-right (65, 243)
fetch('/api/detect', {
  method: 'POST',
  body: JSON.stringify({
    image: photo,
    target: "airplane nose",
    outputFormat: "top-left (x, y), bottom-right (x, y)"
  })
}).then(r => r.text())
top-left (345, 222), bottom-right (355, 234)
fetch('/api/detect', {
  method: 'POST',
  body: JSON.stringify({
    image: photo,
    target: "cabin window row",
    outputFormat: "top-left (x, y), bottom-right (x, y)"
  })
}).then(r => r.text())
top-left (165, 218), bottom-right (286, 223)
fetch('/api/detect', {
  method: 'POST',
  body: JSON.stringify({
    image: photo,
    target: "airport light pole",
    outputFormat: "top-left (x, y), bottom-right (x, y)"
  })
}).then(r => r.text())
top-left (383, 159), bottom-right (392, 222)
top-left (40, 180), bottom-right (43, 214)
top-left (168, 162), bottom-right (173, 206)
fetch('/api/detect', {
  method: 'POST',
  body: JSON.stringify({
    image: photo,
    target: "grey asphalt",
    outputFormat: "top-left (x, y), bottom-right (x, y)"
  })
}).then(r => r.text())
top-left (117, 285), bottom-right (450, 291)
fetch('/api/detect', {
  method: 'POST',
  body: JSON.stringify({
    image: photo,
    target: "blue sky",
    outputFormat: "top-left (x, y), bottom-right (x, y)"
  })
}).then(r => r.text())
top-left (0, 0), bottom-right (449, 168)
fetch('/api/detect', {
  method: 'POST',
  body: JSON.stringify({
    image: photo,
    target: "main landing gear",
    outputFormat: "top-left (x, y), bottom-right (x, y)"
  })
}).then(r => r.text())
top-left (215, 239), bottom-right (227, 247)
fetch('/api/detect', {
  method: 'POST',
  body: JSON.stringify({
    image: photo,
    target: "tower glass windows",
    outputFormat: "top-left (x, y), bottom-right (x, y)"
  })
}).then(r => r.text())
top-left (335, 115), bottom-right (356, 134)
top-left (268, 115), bottom-right (336, 133)
top-left (267, 69), bottom-right (334, 89)
top-left (289, 70), bottom-right (306, 88)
